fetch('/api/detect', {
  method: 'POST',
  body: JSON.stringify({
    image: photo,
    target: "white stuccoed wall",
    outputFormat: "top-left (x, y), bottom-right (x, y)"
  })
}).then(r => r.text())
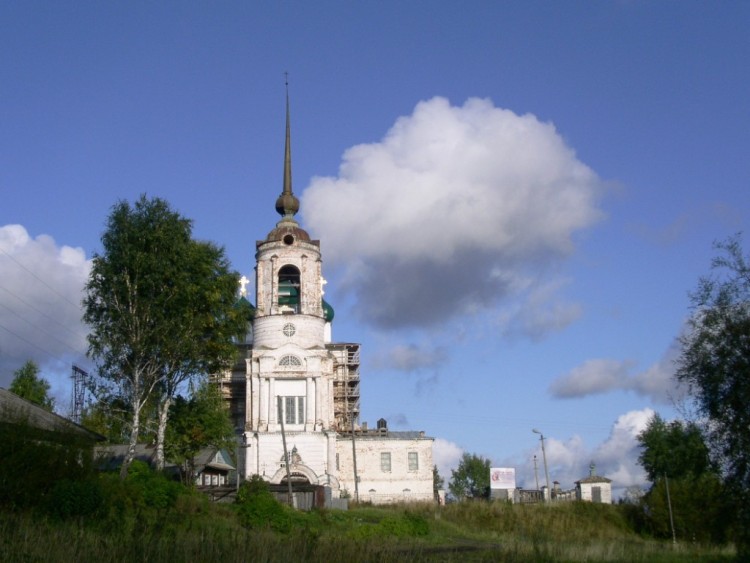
top-left (337, 434), bottom-right (434, 503)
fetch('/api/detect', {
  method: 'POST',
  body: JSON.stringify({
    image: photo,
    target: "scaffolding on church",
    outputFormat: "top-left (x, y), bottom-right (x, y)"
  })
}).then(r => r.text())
top-left (211, 342), bottom-right (250, 431)
top-left (328, 343), bottom-right (360, 430)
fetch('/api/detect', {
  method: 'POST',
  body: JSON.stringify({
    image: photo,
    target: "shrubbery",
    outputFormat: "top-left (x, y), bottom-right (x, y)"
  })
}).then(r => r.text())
top-left (0, 417), bottom-right (96, 512)
top-left (45, 478), bottom-right (104, 520)
top-left (235, 475), bottom-right (300, 533)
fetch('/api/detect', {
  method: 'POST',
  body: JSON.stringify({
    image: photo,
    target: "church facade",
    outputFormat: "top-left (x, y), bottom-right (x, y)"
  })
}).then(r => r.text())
top-left (214, 94), bottom-right (433, 504)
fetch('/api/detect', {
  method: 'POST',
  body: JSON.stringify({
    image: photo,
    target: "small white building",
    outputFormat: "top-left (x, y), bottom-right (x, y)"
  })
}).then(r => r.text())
top-left (575, 463), bottom-right (612, 504)
top-left (337, 425), bottom-right (434, 504)
top-left (215, 92), bottom-right (433, 505)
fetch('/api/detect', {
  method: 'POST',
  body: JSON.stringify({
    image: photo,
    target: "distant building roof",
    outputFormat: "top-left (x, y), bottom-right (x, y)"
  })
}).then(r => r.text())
top-left (576, 475), bottom-right (612, 484)
top-left (95, 443), bottom-right (164, 471)
top-left (0, 387), bottom-right (104, 442)
top-left (337, 430), bottom-right (432, 441)
top-left (575, 462), bottom-right (612, 485)
top-left (95, 444), bottom-right (235, 474)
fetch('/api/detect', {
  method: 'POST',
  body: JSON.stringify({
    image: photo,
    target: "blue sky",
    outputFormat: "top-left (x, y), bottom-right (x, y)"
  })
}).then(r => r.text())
top-left (1, 2), bottom-right (748, 495)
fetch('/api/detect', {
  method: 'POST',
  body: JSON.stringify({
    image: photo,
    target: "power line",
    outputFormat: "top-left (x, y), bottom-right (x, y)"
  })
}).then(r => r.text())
top-left (0, 322), bottom-right (63, 361)
top-left (0, 296), bottom-right (86, 356)
top-left (0, 283), bottom-right (88, 342)
top-left (0, 301), bottom-right (84, 357)
top-left (0, 246), bottom-right (83, 311)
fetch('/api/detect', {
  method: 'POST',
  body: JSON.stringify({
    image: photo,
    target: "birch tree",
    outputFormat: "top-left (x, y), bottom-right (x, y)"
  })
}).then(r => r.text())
top-left (676, 233), bottom-right (750, 554)
top-left (83, 196), bottom-right (243, 478)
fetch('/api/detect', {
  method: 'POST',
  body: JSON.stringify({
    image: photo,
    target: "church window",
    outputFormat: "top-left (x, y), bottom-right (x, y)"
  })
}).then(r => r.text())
top-left (278, 265), bottom-right (301, 312)
top-left (277, 396), bottom-right (305, 425)
top-left (380, 452), bottom-right (391, 472)
top-left (279, 355), bottom-right (302, 367)
top-left (408, 452), bottom-right (419, 471)
top-left (282, 323), bottom-right (296, 337)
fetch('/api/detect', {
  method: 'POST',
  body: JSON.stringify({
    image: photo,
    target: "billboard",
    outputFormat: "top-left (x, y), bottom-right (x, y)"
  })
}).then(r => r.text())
top-left (490, 467), bottom-right (516, 489)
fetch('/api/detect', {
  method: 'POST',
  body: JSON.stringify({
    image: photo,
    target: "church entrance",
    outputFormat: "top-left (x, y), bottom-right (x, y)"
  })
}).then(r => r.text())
top-left (280, 472), bottom-right (312, 485)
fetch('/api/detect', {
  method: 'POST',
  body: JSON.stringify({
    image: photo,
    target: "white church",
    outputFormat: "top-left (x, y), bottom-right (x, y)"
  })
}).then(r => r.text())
top-left (213, 92), bottom-right (434, 504)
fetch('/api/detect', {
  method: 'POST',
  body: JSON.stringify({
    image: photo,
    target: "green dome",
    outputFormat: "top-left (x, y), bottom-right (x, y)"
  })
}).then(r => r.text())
top-left (235, 296), bottom-right (256, 322)
top-left (322, 298), bottom-right (335, 323)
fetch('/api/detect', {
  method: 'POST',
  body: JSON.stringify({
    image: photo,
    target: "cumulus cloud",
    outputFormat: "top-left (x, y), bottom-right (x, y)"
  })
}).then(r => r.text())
top-left (515, 408), bottom-right (653, 495)
top-left (0, 225), bottom-right (90, 391)
top-left (590, 408), bottom-right (653, 490)
top-left (496, 278), bottom-right (583, 341)
top-left (302, 97), bottom-right (604, 332)
top-left (432, 437), bottom-right (464, 484)
top-left (371, 342), bottom-right (448, 372)
top-left (549, 345), bottom-right (685, 404)
top-left (549, 359), bottom-right (635, 398)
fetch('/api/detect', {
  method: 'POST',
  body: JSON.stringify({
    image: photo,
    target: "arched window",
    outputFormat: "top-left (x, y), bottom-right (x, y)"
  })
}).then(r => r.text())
top-left (278, 265), bottom-right (300, 312)
top-left (279, 355), bottom-right (302, 367)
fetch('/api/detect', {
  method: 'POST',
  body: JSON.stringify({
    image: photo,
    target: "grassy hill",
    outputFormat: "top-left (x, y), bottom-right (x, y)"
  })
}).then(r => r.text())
top-left (1, 485), bottom-right (734, 562)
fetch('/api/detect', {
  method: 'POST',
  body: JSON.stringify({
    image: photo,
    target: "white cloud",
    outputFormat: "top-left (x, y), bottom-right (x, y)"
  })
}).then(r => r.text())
top-left (591, 408), bottom-right (653, 490)
top-left (549, 359), bottom-right (635, 398)
top-left (514, 409), bottom-right (653, 496)
top-left (371, 342), bottom-right (448, 372)
top-left (0, 225), bottom-right (90, 394)
top-left (432, 437), bottom-right (464, 485)
top-left (628, 342), bottom-right (687, 403)
top-left (496, 278), bottom-right (583, 341)
top-left (549, 345), bottom-right (685, 404)
top-left (302, 96), bottom-right (604, 332)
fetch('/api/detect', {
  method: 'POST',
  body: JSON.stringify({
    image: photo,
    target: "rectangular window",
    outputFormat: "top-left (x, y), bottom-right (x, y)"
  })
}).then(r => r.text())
top-left (285, 396), bottom-right (295, 424)
top-left (408, 452), bottom-right (419, 471)
top-left (277, 396), bottom-right (305, 425)
top-left (381, 452), bottom-right (391, 472)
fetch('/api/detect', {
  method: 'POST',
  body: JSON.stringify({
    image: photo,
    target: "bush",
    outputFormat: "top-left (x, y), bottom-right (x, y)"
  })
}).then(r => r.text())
top-left (45, 478), bottom-right (103, 519)
top-left (235, 476), bottom-right (296, 533)
top-left (641, 474), bottom-right (733, 544)
top-left (125, 460), bottom-right (183, 510)
top-left (0, 417), bottom-right (96, 512)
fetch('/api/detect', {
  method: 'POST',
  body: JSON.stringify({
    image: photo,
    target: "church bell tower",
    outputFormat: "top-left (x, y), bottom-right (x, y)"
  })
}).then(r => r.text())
top-left (237, 85), bottom-right (341, 489)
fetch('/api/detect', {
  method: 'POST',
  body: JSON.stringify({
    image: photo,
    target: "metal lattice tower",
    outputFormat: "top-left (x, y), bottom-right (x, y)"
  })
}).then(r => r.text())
top-left (70, 364), bottom-right (88, 423)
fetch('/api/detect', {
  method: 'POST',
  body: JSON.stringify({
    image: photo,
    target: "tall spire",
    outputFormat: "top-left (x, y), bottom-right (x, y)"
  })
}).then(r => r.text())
top-left (275, 74), bottom-right (300, 220)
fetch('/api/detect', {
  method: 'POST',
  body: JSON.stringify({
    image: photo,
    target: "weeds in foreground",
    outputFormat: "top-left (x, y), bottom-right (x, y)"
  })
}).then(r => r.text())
top-left (0, 459), bottom-right (736, 562)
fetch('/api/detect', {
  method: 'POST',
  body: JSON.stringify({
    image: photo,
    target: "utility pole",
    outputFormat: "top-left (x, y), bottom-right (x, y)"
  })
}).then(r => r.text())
top-left (532, 428), bottom-right (551, 503)
top-left (665, 473), bottom-right (677, 546)
top-left (278, 397), bottom-right (294, 507)
top-left (351, 414), bottom-right (359, 503)
top-left (533, 455), bottom-right (540, 491)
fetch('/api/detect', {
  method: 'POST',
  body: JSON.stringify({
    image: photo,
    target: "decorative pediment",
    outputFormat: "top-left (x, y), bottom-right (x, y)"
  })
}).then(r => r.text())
top-left (280, 445), bottom-right (303, 464)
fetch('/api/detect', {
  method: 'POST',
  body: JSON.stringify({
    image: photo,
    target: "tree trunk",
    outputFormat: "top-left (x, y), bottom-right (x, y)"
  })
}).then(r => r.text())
top-left (120, 396), bottom-right (142, 480)
top-left (155, 394), bottom-right (171, 472)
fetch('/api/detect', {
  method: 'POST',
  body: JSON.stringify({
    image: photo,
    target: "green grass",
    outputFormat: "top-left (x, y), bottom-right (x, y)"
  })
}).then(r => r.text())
top-left (0, 468), bottom-right (736, 563)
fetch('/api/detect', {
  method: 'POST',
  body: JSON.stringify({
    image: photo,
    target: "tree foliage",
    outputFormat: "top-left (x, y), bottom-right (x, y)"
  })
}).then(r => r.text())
top-left (83, 195), bottom-right (245, 477)
top-left (640, 473), bottom-right (732, 544)
top-left (9, 360), bottom-right (54, 411)
top-left (637, 414), bottom-right (713, 482)
top-left (636, 413), bottom-right (731, 543)
top-left (676, 233), bottom-right (750, 552)
top-left (80, 394), bottom-right (139, 444)
top-left (449, 453), bottom-right (490, 500)
top-left (165, 383), bottom-right (235, 483)
top-left (433, 465), bottom-right (445, 495)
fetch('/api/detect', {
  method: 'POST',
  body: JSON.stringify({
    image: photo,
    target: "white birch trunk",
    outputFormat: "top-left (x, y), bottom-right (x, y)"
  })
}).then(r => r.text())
top-left (155, 395), bottom-right (171, 472)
